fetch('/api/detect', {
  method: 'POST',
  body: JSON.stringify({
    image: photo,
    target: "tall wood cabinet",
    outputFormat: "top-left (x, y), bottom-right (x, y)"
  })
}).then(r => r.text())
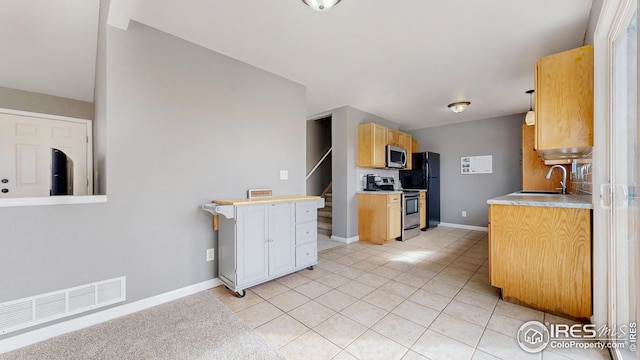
top-left (211, 196), bottom-right (324, 297)
top-left (534, 45), bottom-right (594, 159)
top-left (358, 192), bottom-right (401, 244)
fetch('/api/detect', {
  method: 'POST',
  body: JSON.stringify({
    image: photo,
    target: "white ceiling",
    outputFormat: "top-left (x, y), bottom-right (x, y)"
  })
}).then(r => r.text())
top-left (1, 0), bottom-right (593, 130)
top-left (0, 0), bottom-right (99, 103)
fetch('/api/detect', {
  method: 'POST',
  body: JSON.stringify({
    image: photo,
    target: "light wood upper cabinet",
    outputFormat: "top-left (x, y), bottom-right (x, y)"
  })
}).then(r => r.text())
top-left (386, 129), bottom-right (399, 146)
top-left (358, 193), bottom-right (401, 244)
top-left (358, 122), bottom-right (413, 169)
top-left (534, 45), bottom-right (594, 158)
top-left (397, 131), bottom-right (412, 169)
top-left (489, 204), bottom-right (592, 321)
top-left (411, 139), bottom-right (418, 153)
top-left (358, 123), bottom-right (387, 168)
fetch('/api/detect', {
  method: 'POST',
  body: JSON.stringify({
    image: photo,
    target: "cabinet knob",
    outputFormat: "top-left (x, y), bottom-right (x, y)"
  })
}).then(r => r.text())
top-left (1, 189), bottom-right (8, 193)
top-left (1, 179), bottom-right (8, 184)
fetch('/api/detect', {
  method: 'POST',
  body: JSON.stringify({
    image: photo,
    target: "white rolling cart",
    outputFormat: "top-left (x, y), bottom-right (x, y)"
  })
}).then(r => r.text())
top-left (202, 195), bottom-right (324, 298)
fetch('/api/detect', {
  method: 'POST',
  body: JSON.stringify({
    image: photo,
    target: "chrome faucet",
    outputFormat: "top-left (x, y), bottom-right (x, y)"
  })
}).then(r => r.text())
top-left (545, 165), bottom-right (567, 194)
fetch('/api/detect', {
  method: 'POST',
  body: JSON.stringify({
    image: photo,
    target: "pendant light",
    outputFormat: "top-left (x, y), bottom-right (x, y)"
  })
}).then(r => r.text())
top-left (302, 0), bottom-right (341, 11)
top-left (525, 89), bottom-right (535, 125)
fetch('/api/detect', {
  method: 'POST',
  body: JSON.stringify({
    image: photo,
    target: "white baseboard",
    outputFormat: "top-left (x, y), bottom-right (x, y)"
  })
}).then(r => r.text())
top-left (0, 278), bottom-right (223, 354)
top-left (330, 235), bottom-right (359, 244)
top-left (439, 222), bottom-right (488, 232)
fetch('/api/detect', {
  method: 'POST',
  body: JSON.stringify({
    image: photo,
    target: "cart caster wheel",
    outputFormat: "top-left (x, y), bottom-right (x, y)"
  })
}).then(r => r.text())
top-left (307, 265), bottom-right (315, 270)
top-left (236, 290), bottom-right (246, 298)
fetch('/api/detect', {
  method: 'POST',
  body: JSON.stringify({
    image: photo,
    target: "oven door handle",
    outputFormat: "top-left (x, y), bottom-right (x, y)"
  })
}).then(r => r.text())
top-left (404, 224), bottom-right (420, 230)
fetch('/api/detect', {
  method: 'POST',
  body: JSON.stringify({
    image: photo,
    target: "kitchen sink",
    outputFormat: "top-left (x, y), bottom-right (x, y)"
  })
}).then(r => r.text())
top-left (515, 190), bottom-right (563, 195)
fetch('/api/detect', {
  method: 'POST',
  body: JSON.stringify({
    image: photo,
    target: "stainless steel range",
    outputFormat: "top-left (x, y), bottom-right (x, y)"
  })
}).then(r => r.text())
top-left (399, 191), bottom-right (421, 241)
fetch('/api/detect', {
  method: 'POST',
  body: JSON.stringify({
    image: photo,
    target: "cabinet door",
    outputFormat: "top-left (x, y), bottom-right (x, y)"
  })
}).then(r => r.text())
top-left (487, 206), bottom-right (492, 283)
top-left (268, 203), bottom-right (295, 277)
top-left (386, 129), bottom-right (398, 146)
top-left (397, 132), bottom-right (412, 169)
top-left (535, 45), bottom-right (593, 152)
top-left (420, 192), bottom-right (426, 229)
top-left (236, 205), bottom-right (269, 286)
top-left (387, 195), bottom-right (401, 240)
top-left (358, 123), bottom-right (387, 168)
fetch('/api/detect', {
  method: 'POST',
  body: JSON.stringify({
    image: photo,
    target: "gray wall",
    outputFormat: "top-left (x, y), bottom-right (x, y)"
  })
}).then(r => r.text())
top-left (585, 0), bottom-right (604, 45)
top-left (0, 86), bottom-right (94, 120)
top-left (409, 114), bottom-right (523, 227)
top-left (93, 0), bottom-right (108, 195)
top-left (330, 106), bottom-right (399, 240)
top-left (0, 18), bottom-right (306, 338)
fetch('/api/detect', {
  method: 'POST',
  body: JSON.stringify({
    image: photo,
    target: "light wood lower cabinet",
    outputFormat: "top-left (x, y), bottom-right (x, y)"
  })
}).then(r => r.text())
top-left (489, 204), bottom-right (592, 321)
top-left (419, 191), bottom-right (426, 230)
top-left (358, 193), bottom-right (401, 244)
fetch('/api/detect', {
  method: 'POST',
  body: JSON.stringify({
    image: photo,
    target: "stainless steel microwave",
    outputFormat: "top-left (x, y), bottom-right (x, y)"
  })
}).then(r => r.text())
top-left (386, 145), bottom-right (407, 169)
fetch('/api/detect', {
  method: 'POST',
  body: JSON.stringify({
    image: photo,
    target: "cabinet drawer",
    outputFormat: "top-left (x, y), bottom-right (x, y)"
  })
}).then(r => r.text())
top-left (296, 221), bottom-right (317, 245)
top-left (296, 242), bottom-right (317, 267)
top-left (296, 201), bottom-right (317, 222)
top-left (388, 194), bottom-right (401, 204)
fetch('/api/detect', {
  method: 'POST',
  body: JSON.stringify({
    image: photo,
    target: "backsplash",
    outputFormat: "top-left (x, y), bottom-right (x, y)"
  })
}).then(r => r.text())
top-left (357, 168), bottom-right (399, 191)
top-left (570, 159), bottom-right (593, 195)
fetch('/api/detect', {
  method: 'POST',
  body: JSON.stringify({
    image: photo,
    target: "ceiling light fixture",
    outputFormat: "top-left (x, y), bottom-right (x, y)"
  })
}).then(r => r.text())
top-left (301, 0), bottom-right (341, 11)
top-left (447, 101), bottom-right (471, 114)
top-left (525, 89), bottom-right (535, 125)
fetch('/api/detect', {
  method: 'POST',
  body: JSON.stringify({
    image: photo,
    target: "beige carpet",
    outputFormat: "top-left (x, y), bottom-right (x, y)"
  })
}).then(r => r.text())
top-left (0, 291), bottom-right (284, 360)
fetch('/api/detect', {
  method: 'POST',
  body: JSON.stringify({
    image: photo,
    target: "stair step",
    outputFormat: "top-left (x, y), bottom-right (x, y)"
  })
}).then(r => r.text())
top-left (318, 227), bottom-right (332, 236)
top-left (318, 222), bottom-right (332, 230)
top-left (318, 210), bottom-right (332, 218)
top-left (324, 201), bottom-right (332, 207)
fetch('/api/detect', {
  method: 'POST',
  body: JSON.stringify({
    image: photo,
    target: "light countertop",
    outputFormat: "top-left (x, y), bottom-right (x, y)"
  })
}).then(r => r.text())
top-left (487, 192), bottom-right (593, 209)
top-left (358, 190), bottom-right (403, 195)
top-left (358, 189), bottom-right (428, 195)
top-left (212, 195), bottom-right (322, 205)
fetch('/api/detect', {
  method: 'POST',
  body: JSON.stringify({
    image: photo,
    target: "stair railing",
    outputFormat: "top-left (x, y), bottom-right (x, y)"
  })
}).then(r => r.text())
top-left (306, 147), bottom-right (332, 180)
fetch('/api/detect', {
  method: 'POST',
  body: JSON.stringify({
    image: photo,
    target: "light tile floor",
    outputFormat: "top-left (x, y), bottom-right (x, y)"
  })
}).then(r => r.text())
top-left (209, 226), bottom-right (612, 360)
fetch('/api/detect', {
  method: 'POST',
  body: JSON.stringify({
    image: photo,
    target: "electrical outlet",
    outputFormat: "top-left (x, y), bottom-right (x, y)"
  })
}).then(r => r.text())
top-left (462, 211), bottom-right (467, 217)
top-left (279, 170), bottom-right (288, 180)
top-left (206, 248), bottom-right (215, 261)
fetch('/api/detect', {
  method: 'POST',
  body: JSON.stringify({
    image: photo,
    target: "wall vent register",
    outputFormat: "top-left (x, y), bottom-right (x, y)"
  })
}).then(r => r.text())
top-left (0, 277), bottom-right (126, 335)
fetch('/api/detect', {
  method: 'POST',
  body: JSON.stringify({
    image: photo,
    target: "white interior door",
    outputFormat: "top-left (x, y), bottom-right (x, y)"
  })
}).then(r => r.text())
top-left (596, 2), bottom-right (638, 359)
top-left (610, 7), bottom-right (638, 358)
top-left (0, 112), bottom-right (88, 198)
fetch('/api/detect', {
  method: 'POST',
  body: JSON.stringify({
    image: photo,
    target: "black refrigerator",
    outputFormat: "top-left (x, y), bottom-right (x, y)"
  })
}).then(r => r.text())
top-left (399, 152), bottom-right (440, 230)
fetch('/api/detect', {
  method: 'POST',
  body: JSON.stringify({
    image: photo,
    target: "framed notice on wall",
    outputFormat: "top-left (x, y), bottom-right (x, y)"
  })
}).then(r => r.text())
top-left (461, 155), bottom-right (492, 174)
